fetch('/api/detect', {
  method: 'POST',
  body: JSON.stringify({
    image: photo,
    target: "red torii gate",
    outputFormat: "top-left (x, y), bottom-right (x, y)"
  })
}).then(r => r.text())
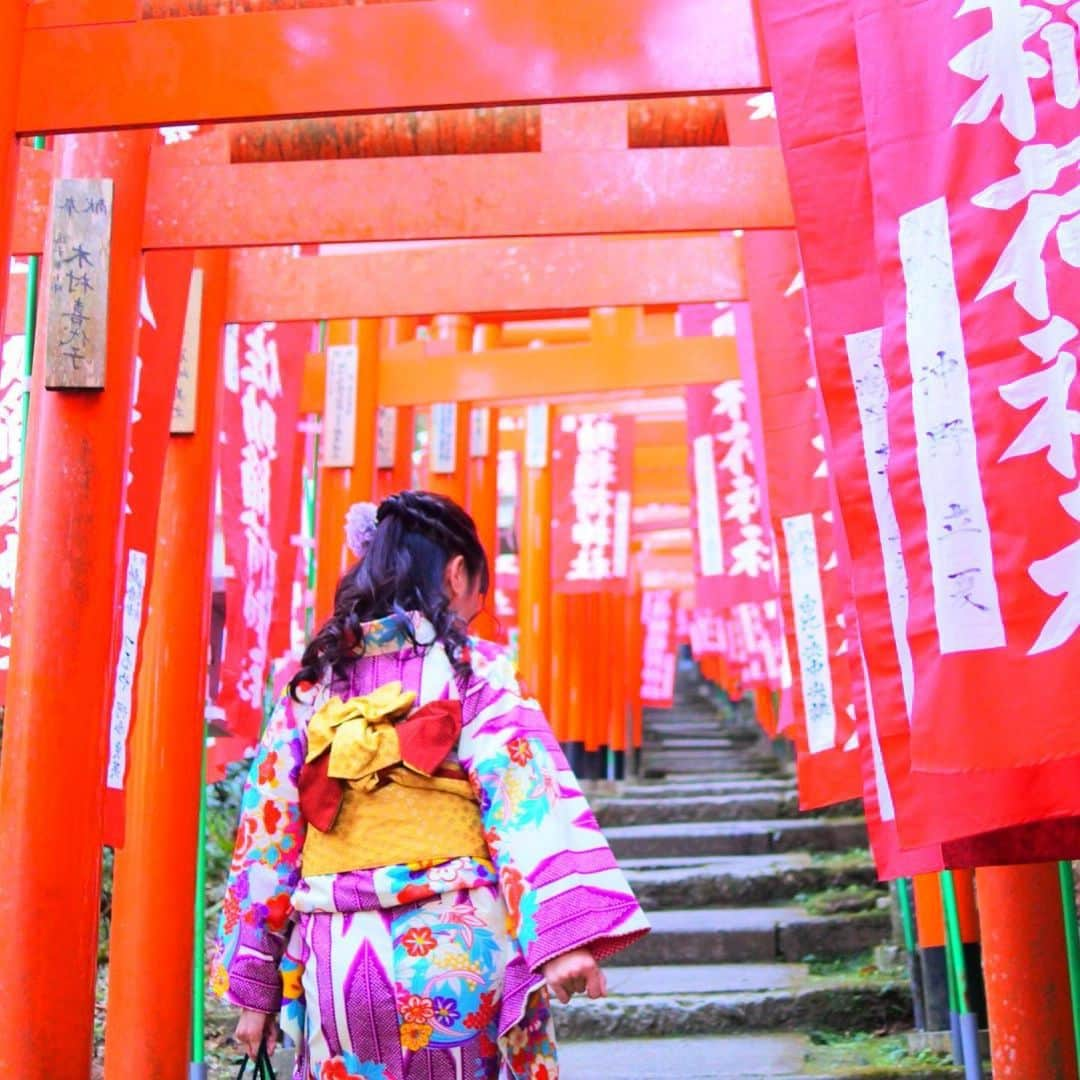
top-left (0, 6), bottom-right (774, 1075)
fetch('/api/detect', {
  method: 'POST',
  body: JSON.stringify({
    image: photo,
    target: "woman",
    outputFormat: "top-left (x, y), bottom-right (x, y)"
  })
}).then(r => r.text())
top-left (213, 490), bottom-right (649, 1080)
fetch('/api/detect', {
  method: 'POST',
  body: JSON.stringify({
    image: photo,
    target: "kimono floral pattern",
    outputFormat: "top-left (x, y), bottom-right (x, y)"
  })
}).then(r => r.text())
top-left (215, 615), bottom-right (648, 1079)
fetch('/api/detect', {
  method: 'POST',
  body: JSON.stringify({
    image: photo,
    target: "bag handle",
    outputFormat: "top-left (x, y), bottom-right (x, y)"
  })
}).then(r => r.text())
top-left (233, 1039), bottom-right (278, 1080)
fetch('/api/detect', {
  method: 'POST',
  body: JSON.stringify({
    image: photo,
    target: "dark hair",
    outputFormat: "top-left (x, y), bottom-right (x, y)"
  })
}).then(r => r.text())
top-left (290, 490), bottom-right (490, 697)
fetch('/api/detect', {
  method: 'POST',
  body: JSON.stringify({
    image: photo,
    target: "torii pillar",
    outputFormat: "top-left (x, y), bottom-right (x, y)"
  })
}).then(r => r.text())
top-left (0, 129), bottom-right (153, 1076)
top-left (104, 250), bottom-right (227, 1079)
top-left (0, 0), bottom-right (26, 326)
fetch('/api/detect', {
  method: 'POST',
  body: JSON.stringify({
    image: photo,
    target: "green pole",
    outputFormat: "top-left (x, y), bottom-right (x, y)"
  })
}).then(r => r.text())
top-left (190, 737), bottom-right (209, 1080)
top-left (19, 136), bottom-right (46, 474)
top-left (896, 877), bottom-right (917, 954)
top-left (1058, 860), bottom-right (1080, 1075)
top-left (941, 870), bottom-right (983, 1078)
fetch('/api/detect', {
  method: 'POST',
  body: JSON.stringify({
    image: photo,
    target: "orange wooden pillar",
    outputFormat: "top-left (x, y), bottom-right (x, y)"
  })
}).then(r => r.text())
top-left (608, 589), bottom-right (629, 779)
top-left (518, 403), bottom-right (552, 711)
top-left (104, 250), bottom-right (227, 1080)
top-left (913, 870), bottom-right (983, 1034)
top-left (314, 318), bottom-right (378, 621)
top-left (426, 314), bottom-right (472, 508)
top-left (627, 577), bottom-right (645, 777)
top-left (0, 129), bottom-right (153, 1077)
top-left (467, 324), bottom-right (499, 637)
top-left (0, 0), bottom-right (26, 328)
top-left (375, 317), bottom-right (417, 500)
top-left (564, 592), bottom-right (587, 775)
top-left (976, 863), bottom-right (1078, 1080)
top-left (582, 593), bottom-right (605, 779)
top-left (549, 590), bottom-right (570, 742)
top-left (348, 319), bottom-right (379, 506)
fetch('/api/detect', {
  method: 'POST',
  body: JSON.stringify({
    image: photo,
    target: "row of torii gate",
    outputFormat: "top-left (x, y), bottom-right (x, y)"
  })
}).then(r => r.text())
top-left (0, 3), bottom-right (782, 1074)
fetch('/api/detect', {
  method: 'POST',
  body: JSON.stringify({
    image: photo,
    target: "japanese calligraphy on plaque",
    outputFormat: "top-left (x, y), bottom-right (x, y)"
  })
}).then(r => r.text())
top-left (322, 344), bottom-right (359, 467)
top-left (376, 406), bottom-right (398, 470)
top-left (45, 178), bottom-right (113, 390)
top-left (171, 268), bottom-right (204, 434)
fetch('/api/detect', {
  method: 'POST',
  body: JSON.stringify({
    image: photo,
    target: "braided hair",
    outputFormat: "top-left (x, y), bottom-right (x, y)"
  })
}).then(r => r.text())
top-left (289, 490), bottom-right (490, 697)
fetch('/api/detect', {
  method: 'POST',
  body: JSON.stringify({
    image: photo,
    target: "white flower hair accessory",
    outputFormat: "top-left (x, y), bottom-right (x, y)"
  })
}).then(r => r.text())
top-left (344, 502), bottom-right (379, 560)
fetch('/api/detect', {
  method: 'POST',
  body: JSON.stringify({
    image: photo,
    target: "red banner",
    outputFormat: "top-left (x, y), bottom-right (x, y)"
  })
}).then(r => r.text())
top-left (640, 589), bottom-right (677, 707)
top-left (218, 321), bottom-right (310, 743)
top-left (103, 250), bottom-right (195, 847)
top-left (550, 412), bottom-right (633, 592)
top-left (760, 0), bottom-right (1080, 865)
top-left (852, 0), bottom-right (1079, 772)
top-left (0, 331), bottom-right (24, 704)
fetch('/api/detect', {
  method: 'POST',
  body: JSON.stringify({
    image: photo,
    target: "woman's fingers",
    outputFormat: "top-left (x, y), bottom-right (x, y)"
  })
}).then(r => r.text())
top-left (549, 980), bottom-right (572, 1005)
top-left (585, 965), bottom-right (607, 999)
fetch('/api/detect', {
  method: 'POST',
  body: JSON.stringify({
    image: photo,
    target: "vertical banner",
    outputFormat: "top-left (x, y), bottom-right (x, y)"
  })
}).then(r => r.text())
top-left (852, 0), bottom-right (1079, 771)
top-left (760, 0), bottom-right (1080, 863)
top-left (550, 411), bottom-right (634, 591)
top-left (219, 321), bottom-right (308, 742)
top-left (640, 589), bottom-right (677, 708)
top-left (0, 333), bottom-right (25, 702)
top-left (103, 250), bottom-right (196, 846)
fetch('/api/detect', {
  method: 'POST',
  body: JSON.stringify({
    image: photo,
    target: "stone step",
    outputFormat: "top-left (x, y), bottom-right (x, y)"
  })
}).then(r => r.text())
top-left (620, 776), bottom-right (795, 798)
top-left (641, 736), bottom-right (735, 748)
top-left (557, 1033), bottom-right (959, 1079)
top-left (621, 852), bottom-right (879, 909)
top-left (596, 792), bottom-right (799, 828)
top-left (611, 906), bottom-right (891, 966)
top-left (638, 752), bottom-right (768, 776)
top-left (605, 817), bottom-right (869, 859)
top-left (554, 969), bottom-right (911, 1041)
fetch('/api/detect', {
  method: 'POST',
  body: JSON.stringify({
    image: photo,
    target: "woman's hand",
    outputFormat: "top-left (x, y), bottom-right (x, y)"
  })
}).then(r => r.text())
top-left (235, 1008), bottom-right (279, 1060)
top-left (541, 948), bottom-right (607, 1005)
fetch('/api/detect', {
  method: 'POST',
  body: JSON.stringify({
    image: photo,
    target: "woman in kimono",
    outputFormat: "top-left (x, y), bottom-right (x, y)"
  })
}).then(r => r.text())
top-left (213, 490), bottom-right (649, 1080)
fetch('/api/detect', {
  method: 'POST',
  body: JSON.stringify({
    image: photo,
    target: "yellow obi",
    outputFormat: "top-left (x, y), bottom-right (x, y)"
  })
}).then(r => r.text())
top-left (300, 682), bottom-right (489, 878)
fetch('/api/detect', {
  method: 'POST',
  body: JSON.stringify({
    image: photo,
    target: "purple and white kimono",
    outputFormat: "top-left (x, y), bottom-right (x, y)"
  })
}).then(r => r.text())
top-left (213, 614), bottom-right (649, 1080)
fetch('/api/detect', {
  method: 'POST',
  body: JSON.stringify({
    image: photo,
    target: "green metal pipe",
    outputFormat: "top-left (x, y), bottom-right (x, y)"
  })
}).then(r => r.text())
top-left (19, 136), bottom-right (46, 473)
top-left (940, 870), bottom-right (970, 1012)
top-left (896, 877), bottom-right (917, 955)
top-left (190, 740), bottom-right (209, 1079)
top-left (1058, 860), bottom-right (1080, 1075)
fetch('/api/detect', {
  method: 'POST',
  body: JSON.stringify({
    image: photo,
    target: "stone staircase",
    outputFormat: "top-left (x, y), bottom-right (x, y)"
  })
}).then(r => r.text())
top-left (555, 690), bottom-right (959, 1079)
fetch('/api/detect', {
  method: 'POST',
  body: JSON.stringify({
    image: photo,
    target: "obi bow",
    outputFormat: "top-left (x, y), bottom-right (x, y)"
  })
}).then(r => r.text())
top-left (298, 681), bottom-right (464, 833)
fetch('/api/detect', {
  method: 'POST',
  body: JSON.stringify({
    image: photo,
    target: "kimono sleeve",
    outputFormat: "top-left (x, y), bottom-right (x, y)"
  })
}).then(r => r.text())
top-left (211, 690), bottom-right (310, 1013)
top-left (459, 674), bottom-right (650, 979)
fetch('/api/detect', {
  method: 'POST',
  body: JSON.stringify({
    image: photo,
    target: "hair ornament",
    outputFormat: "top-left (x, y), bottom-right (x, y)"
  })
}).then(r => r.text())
top-left (345, 502), bottom-right (379, 560)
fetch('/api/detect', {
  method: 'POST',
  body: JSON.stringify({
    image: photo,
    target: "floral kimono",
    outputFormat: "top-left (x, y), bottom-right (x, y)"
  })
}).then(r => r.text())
top-left (213, 615), bottom-right (649, 1080)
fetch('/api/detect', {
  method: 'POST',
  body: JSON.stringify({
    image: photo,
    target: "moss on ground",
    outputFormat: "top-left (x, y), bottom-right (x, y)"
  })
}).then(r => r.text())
top-left (803, 1032), bottom-right (960, 1076)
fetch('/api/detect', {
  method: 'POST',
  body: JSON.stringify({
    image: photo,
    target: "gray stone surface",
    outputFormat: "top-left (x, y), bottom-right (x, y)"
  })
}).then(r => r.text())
top-left (622, 852), bottom-right (878, 909)
top-left (557, 1034), bottom-right (811, 1078)
top-left (600, 962), bottom-right (810, 996)
top-left (595, 792), bottom-right (798, 827)
top-left (610, 906), bottom-right (891, 967)
top-left (553, 979), bottom-right (912, 1041)
top-left (605, 817), bottom-right (869, 859)
top-left (620, 777), bottom-right (796, 798)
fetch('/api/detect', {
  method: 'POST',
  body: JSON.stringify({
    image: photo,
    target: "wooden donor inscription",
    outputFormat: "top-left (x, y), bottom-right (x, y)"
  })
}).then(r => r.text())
top-left (430, 403), bottom-right (458, 474)
top-left (45, 178), bottom-right (113, 390)
top-left (322, 343), bottom-right (359, 467)
top-left (469, 407), bottom-right (492, 459)
top-left (376, 406), bottom-right (398, 470)
top-left (171, 267), bottom-right (204, 434)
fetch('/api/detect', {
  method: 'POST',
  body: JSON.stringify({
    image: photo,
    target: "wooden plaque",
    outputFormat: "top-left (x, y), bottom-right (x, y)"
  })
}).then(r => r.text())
top-left (376, 406), bottom-right (398, 469)
top-left (322, 343), bottom-right (359, 467)
top-left (469, 407), bottom-right (492, 459)
top-left (525, 404), bottom-right (550, 468)
top-left (430, 403), bottom-right (458, 474)
top-left (44, 178), bottom-right (113, 390)
top-left (170, 267), bottom-right (204, 434)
